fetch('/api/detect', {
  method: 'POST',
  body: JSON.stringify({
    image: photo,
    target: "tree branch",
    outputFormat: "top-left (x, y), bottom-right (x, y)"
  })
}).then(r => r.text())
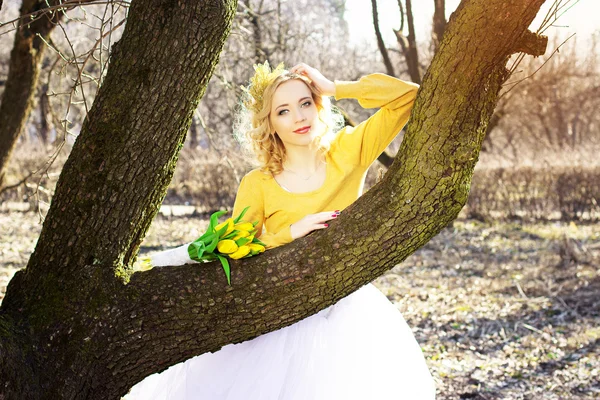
top-left (393, 0), bottom-right (421, 83)
top-left (513, 29), bottom-right (548, 56)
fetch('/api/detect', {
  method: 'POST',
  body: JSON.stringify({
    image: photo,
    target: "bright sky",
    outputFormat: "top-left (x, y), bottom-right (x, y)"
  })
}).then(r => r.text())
top-left (345, 0), bottom-right (599, 49)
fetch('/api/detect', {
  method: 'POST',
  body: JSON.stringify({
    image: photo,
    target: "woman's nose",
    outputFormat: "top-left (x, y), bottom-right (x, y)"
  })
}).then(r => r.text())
top-left (295, 109), bottom-right (307, 122)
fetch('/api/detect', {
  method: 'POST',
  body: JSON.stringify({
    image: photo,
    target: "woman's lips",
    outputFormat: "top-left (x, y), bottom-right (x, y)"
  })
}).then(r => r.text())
top-left (294, 126), bottom-right (311, 134)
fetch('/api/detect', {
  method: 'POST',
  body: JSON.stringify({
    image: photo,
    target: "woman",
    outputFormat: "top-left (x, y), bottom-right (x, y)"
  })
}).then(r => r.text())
top-left (126, 62), bottom-right (435, 399)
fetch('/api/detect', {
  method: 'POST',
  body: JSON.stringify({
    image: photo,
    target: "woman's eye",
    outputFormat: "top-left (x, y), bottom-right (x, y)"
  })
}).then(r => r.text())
top-left (277, 101), bottom-right (310, 116)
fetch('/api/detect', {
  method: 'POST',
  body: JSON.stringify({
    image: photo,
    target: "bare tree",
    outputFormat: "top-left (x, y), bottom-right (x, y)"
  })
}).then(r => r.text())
top-left (0, 0), bottom-right (111, 184)
top-left (0, 0), bottom-right (64, 185)
top-left (487, 36), bottom-right (600, 162)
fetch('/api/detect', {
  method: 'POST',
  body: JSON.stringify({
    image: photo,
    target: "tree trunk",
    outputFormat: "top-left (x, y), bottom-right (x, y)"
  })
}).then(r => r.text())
top-left (371, 0), bottom-right (395, 76)
top-left (0, 0), bottom-right (548, 398)
top-left (0, 0), bottom-right (67, 186)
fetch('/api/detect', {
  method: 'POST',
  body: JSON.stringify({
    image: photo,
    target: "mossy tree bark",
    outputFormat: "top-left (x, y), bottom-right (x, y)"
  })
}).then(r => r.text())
top-left (0, 0), bottom-right (548, 399)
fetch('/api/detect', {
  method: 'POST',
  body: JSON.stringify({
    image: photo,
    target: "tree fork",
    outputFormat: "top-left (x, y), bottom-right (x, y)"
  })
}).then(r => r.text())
top-left (0, 0), bottom-right (548, 398)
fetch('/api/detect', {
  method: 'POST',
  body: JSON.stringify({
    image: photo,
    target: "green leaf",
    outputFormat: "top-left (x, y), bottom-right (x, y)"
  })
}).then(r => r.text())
top-left (200, 232), bottom-right (216, 245)
top-left (253, 238), bottom-right (266, 247)
top-left (222, 230), bottom-right (238, 240)
top-left (206, 233), bottom-right (220, 253)
top-left (233, 206), bottom-right (250, 224)
top-left (216, 255), bottom-right (231, 285)
top-left (196, 227), bottom-right (216, 243)
top-left (188, 241), bottom-right (206, 261)
top-left (235, 237), bottom-right (251, 246)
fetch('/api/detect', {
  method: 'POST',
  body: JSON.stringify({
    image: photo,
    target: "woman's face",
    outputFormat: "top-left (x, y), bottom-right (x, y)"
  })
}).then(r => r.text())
top-left (269, 79), bottom-right (321, 148)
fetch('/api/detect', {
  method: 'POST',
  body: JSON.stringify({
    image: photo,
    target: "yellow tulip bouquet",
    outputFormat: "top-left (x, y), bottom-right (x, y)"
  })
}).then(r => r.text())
top-left (136, 207), bottom-right (265, 285)
top-left (187, 206), bottom-right (265, 285)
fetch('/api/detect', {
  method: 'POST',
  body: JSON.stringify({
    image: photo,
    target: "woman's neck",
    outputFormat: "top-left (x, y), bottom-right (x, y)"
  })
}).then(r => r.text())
top-left (283, 146), bottom-right (324, 173)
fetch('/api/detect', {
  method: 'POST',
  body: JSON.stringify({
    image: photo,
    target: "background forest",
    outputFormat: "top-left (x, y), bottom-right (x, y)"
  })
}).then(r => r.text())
top-left (0, 0), bottom-right (599, 398)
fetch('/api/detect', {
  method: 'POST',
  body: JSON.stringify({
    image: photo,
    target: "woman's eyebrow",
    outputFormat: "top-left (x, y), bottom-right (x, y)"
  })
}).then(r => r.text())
top-left (275, 97), bottom-right (312, 110)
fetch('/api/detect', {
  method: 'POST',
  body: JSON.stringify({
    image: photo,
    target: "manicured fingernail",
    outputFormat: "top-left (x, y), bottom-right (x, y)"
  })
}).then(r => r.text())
top-left (332, 214), bottom-right (338, 217)
top-left (335, 210), bottom-right (340, 213)
top-left (324, 223), bottom-right (329, 227)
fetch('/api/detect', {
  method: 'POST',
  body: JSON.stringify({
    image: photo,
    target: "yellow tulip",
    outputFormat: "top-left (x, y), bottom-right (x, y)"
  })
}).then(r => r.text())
top-left (247, 243), bottom-right (265, 253)
top-left (234, 222), bottom-right (254, 232)
top-left (232, 230), bottom-right (250, 240)
top-left (215, 218), bottom-right (234, 236)
top-left (229, 245), bottom-right (251, 259)
top-left (217, 239), bottom-right (238, 254)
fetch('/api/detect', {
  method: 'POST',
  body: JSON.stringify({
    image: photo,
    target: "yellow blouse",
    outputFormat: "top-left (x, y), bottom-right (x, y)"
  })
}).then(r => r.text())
top-left (232, 73), bottom-right (419, 249)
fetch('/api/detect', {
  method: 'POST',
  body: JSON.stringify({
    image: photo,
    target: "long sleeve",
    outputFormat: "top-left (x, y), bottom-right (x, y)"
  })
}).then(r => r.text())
top-left (232, 173), bottom-right (293, 249)
top-left (333, 73), bottom-right (419, 166)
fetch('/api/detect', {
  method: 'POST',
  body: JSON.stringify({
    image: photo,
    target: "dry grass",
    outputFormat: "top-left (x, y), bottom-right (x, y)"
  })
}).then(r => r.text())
top-left (378, 220), bottom-right (600, 399)
top-left (467, 167), bottom-right (600, 222)
top-left (1, 212), bottom-right (598, 399)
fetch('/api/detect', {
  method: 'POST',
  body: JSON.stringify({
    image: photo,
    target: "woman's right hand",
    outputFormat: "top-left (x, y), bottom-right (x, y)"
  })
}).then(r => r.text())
top-left (289, 63), bottom-right (336, 97)
top-left (290, 210), bottom-right (340, 240)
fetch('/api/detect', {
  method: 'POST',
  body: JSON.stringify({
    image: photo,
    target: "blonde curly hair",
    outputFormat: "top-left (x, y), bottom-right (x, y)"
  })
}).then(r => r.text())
top-left (235, 64), bottom-right (344, 176)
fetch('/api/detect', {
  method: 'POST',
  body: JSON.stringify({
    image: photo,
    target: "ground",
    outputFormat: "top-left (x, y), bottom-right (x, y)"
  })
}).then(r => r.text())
top-left (1, 212), bottom-right (598, 399)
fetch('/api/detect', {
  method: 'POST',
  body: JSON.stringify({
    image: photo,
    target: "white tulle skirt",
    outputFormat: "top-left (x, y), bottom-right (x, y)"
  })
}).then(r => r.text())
top-left (125, 283), bottom-right (435, 400)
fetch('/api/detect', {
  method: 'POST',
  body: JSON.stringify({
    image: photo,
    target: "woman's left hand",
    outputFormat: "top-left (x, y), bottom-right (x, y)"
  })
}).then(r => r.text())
top-left (290, 63), bottom-right (336, 97)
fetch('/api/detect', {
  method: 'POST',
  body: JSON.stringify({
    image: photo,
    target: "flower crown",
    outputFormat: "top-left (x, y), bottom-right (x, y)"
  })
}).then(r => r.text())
top-left (241, 61), bottom-right (287, 114)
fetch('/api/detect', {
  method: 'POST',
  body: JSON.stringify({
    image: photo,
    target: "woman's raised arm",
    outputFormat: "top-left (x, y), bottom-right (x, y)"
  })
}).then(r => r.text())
top-left (333, 73), bottom-right (420, 167)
